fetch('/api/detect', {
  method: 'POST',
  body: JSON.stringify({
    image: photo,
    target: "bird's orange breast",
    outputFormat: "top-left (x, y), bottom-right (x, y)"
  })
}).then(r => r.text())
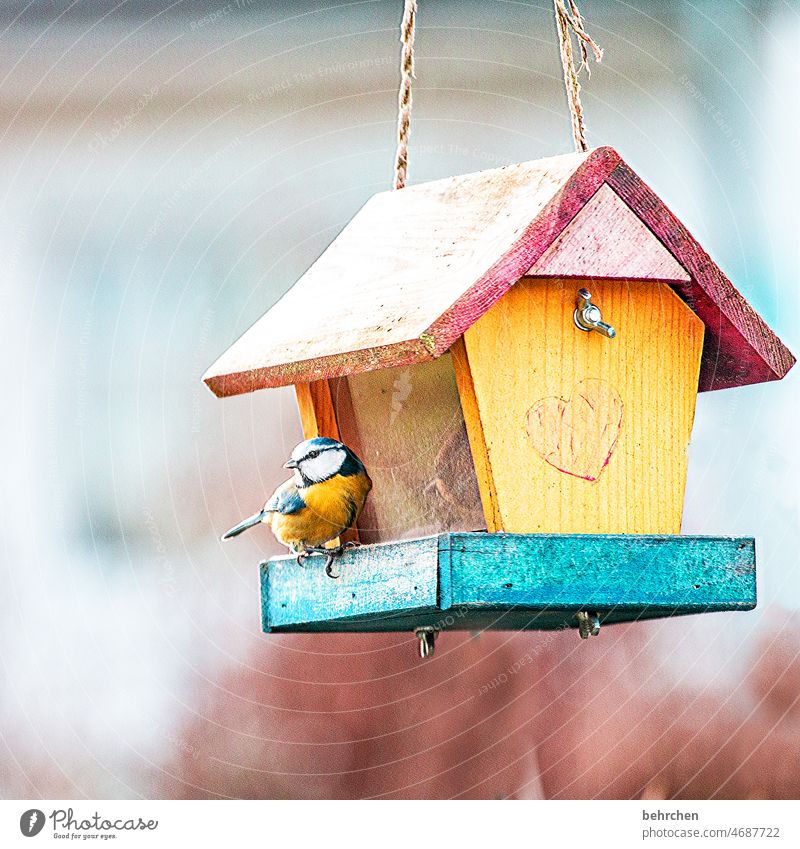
top-left (271, 472), bottom-right (371, 549)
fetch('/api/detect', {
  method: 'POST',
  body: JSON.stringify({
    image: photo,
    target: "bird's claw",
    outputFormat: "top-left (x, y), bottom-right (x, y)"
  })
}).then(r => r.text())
top-left (324, 540), bottom-right (362, 579)
top-left (296, 547), bottom-right (325, 569)
top-left (324, 554), bottom-right (339, 579)
top-left (296, 540), bottom-right (361, 579)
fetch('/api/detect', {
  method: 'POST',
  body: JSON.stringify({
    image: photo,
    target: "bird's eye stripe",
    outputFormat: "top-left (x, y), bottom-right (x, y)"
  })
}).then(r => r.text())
top-left (300, 444), bottom-right (341, 463)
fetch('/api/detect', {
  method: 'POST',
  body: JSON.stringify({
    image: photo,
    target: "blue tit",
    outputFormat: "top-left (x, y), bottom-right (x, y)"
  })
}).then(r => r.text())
top-left (222, 437), bottom-right (372, 577)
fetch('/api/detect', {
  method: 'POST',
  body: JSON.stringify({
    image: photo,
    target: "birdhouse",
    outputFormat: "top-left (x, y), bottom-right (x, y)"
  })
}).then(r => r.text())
top-left (204, 147), bottom-right (794, 649)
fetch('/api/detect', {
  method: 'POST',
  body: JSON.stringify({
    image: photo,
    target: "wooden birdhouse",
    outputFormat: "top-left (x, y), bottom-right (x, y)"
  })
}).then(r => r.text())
top-left (204, 147), bottom-right (794, 649)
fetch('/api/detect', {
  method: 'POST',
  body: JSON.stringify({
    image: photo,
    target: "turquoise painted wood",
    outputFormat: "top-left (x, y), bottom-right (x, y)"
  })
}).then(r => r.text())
top-left (260, 533), bottom-right (756, 633)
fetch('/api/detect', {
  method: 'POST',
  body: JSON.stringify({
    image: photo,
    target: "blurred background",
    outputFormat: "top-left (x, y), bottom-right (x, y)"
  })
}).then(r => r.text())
top-left (1, 0), bottom-right (799, 799)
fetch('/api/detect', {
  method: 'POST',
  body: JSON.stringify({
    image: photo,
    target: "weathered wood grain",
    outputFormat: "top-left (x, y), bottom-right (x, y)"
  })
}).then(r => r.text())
top-left (260, 532), bottom-right (756, 633)
top-left (527, 184), bottom-right (690, 282)
top-left (203, 146), bottom-right (793, 397)
top-left (461, 278), bottom-right (704, 534)
top-left (446, 533), bottom-right (755, 610)
top-left (264, 536), bottom-right (440, 630)
top-left (203, 148), bottom-right (619, 395)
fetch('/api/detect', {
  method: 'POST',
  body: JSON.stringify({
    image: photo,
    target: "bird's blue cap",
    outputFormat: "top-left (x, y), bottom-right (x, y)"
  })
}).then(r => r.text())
top-left (304, 437), bottom-right (342, 450)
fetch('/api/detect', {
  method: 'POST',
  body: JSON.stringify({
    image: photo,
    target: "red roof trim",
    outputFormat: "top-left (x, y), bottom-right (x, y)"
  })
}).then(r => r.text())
top-left (606, 162), bottom-right (795, 391)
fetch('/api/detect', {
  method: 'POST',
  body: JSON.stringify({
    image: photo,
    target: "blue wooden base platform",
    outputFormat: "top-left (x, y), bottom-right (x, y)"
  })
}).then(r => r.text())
top-left (260, 533), bottom-right (756, 634)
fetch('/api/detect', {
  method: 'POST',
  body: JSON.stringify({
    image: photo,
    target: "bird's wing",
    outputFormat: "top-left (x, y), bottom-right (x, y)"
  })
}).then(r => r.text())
top-left (265, 479), bottom-right (306, 515)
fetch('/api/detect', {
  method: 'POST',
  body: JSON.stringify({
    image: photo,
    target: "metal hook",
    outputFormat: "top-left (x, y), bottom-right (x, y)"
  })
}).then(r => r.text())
top-left (576, 611), bottom-right (601, 639)
top-left (414, 626), bottom-right (438, 659)
top-left (574, 288), bottom-right (616, 338)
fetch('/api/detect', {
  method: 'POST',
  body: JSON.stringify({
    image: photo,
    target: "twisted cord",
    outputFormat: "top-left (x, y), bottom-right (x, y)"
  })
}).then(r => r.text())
top-left (393, 0), bottom-right (417, 189)
top-left (553, 0), bottom-right (603, 152)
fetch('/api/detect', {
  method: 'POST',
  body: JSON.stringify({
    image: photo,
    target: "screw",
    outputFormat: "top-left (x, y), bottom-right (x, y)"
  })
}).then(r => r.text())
top-left (576, 611), bottom-right (601, 639)
top-left (574, 289), bottom-right (617, 338)
top-left (415, 627), bottom-right (437, 659)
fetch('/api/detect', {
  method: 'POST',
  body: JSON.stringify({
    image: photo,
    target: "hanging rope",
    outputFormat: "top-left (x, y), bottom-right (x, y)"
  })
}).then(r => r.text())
top-left (553, 0), bottom-right (603, 152)
top-left (393, 0), bottom-right (417, 189)
top-left (390, 0), bottom-right (600, 183)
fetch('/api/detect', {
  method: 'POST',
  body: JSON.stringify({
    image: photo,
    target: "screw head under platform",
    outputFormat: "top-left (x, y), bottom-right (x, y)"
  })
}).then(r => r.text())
top-left (414, 627), bottom-right (438, 659)
top-left (576, 611), bottom-right (601, 639)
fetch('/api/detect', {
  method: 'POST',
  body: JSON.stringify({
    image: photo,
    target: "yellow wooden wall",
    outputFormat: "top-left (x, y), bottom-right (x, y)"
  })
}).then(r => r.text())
top-left (454, 277), bottom-right (705, 535)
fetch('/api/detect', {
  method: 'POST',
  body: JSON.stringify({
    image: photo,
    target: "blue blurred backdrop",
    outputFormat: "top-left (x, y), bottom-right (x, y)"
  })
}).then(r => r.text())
top-left (0, 0), bottom-right (798, 798)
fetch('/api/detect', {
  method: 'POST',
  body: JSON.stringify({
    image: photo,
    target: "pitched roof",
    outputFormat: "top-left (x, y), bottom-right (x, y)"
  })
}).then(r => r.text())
top-left (204, 146), bottom-right (794, 397)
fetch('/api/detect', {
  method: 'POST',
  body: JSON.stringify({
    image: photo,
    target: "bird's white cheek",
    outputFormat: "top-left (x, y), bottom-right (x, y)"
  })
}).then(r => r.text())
top-left (302, 449), bottom-right (345, 482)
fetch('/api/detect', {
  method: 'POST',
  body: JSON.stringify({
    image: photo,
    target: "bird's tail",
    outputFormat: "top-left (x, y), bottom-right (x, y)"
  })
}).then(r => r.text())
top-left (221, 511), bottom-right (265, 540)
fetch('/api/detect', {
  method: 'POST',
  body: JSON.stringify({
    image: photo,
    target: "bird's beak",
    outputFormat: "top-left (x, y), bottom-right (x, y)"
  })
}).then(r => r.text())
top-left (284, 458), bottom-right (299, 469)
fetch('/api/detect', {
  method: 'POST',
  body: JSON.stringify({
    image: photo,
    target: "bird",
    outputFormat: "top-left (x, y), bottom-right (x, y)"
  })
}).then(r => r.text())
top-left (221, 437), bottom-right (372, 578)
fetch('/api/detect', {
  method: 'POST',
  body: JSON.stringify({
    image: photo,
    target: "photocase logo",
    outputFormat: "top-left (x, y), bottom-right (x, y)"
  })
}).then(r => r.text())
top-left (19, 809), bottom-right (45, 837)
top-left (16, 807), bottom-right (159, 838)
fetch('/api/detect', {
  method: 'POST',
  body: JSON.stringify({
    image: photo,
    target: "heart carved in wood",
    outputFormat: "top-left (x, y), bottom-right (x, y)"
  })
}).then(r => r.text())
top-left (525, 378), bottom-right (624, 482)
